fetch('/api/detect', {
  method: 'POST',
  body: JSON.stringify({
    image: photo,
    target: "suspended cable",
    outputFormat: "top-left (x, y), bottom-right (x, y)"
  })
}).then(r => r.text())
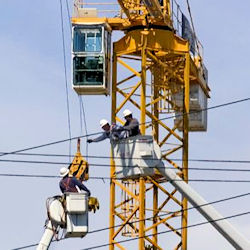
top-left (65, 0), bottom-right (72, 34)
top-left (1, 96), bottom-right (250, 159)
top-left (80, 211), bottom-right (250, 250)
top-left (1, 151), bottom-right (250, 165)
top-left (0, 132), bottom-right (101, 158)
top-left (79, 96), bottom-right (89, 160)
top-left (13, 210), bottom-right (250, 250)
top-left (2, 158), bottom-right (250, 173)
top-left (1, 173), bottom-right (250, 183)
top-left (11, 193), bottom-right (250, 250)
top-left (59, 0), bottom-right (72, 162)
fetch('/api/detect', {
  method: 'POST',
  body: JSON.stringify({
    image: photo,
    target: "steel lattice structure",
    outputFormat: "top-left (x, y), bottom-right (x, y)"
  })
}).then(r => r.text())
top-left (72, 1), bottom-right (210, 249)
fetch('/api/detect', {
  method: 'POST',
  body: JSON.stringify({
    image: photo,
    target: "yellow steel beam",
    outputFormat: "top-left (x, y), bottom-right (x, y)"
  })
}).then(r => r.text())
top-left (181, 52), bottom-right (190, 250)
top-left (114, 180), bottom-right (140, 200)
top-left (116, 80), bottom-right (141, 114)
top-left (117, 58), bottom-right (141, 77)
top-left (145, 212), bottom-right (179, 232)
top-left (113, 205), bottom-right (139, 239)
top-left (148, 177), bottom-right (181, 206)
top-left (117, 88), bottom-right (183, 142)
top-left (162, 145), bottom-right (183, 158)
top-left (139, 177), bottom-right (145, 250)
top-left (109, 51), bottom-right (117, 250)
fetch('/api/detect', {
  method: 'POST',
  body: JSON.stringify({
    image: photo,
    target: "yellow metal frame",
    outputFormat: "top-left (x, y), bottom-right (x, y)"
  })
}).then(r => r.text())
top-left (109, 29), bottom-right (191, 250)
top-left (72, 1), bottom-right (209, 249)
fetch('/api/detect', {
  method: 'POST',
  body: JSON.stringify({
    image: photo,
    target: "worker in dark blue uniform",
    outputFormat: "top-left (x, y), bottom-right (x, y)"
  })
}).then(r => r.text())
top-left (113, 109), bottom-right (141, 137)
top-left (59, 167), bottom-right (91, 196)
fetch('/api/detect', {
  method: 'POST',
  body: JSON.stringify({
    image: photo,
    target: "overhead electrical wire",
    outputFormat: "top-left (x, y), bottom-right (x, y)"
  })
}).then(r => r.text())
top-left (11, 193), bottom-right (250, 249)
top-left (1, 96), bottom-right (250, 159)
top-left (79, 210), bottom-right (250, 250)
top-left (2, 151), bottom-right (250, 164)
top-left (1, 158), bottom-right (250, 173)
top-left (12, 205), bottom-right (250, 250)
top-left (1, 173), bottom-right (250, 183)
top-left (0, 132), bottom-right (101, 158)
top-left (59, 0), bottom-right (72, 161)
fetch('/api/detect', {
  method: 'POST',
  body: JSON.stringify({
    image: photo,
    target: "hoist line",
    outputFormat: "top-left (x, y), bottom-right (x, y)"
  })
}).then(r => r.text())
top-left (1, 96), bottom-right (250, 159)
top-left (80, 96), bottom-right (89, 161)
top-left (11, 192), bottom-right (250, 249)
top-left (59, 0), bottom-right (72, 162)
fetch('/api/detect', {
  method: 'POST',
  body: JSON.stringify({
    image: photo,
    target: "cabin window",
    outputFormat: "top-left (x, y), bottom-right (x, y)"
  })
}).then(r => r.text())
top-left (73, 27), bottom-right (102, 52)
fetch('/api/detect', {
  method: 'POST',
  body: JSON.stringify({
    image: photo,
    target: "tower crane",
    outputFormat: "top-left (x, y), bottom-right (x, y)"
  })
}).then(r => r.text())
top-left (37, 0), bottom-right (250, 249)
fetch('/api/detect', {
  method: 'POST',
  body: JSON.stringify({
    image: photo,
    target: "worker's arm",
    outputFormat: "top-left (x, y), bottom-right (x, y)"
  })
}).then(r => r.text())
top-left (73, 177), bottom-right (91, 196)
top-left (87, 132), bottom-right (109, 143)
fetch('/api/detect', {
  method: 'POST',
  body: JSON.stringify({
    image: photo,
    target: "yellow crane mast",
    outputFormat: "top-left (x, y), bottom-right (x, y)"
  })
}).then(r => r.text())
top-left (71, 0), bottom-right (210, 249)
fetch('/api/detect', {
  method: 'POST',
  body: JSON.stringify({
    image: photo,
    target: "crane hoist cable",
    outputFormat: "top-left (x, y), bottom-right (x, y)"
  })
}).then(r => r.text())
top-left (59, 0), bottom-right (72, 162)
top-left (79, 95), bottom-right (89, 161)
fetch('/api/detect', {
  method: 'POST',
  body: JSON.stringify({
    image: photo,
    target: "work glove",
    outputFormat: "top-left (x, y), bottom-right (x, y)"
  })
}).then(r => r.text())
top-left (87, 139), bottom-right (93, 143)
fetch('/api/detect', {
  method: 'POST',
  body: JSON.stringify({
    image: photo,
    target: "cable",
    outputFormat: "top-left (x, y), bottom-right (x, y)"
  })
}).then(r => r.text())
top-left (3, 151), bottom-right (250, 164)
top-left (1, 173), bottom-right (250, 183)
top-left (65, 0), bottom-right (72, 35)
top-left (1, 96), bottom-right (250, 159)
top-left (0, 132), bottom-right (101, 158)
top-left (79, 96), bottom-right (89, 160)
top-left (87, 192), bottom-right (250, 234)
top-left (59, 0), bottom-right (72, 162)
top-left (2, 158), bottom-right (250, 173)
top-left (80, 211), bottom-right (250, 250)
top-left (11, 192), bottom-right (250, 249)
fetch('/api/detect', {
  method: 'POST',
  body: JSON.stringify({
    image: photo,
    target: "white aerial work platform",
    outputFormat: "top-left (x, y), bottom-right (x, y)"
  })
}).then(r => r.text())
top-left (112, 135), bottom-right (162, 179)
top-left (37, 192), bottom-right (89, 250)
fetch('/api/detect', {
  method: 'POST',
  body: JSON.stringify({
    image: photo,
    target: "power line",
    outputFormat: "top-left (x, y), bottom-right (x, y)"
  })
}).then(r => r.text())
top-left (59, 0), bottom-right (72, 162)
top-left (0, 132), bottom-right (101, 158)
top-left (80, 210), bottom-right (250, 250)
top-left (2, 151), bottom-right (250, 165)
top-left (1, 158), bottom-right (250, 173)
top-left (1, 173), bottom-right (250, 183)
top-left (1, 96), bottom-right (250, 159)
top-left (11, 192), bottom-right (250, 249)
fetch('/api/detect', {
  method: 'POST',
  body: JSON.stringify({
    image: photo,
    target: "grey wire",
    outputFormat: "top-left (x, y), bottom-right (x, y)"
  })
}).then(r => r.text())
top-left (1, 96), bottom-right (250, 158)
top-left (59, 0), bottom-right (72, 162)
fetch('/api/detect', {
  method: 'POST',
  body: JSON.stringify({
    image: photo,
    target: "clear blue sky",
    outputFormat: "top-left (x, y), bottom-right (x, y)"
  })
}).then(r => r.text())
top-left (0, 1), bottom-right (250, 249)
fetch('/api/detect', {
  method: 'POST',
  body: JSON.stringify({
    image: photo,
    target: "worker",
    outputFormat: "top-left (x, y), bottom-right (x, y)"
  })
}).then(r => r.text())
top-left (87, 119), bottom-right (124, 143)
top-left (59, 167), bottom-right (91, 196)
top-left (113, 109), bottom-right (141, 137)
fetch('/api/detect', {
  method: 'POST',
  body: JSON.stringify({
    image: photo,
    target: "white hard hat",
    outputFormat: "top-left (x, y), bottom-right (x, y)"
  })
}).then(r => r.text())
top-left (60, 167), bottom-right (69, 177)
top-left (100, 119), bottom-right (109, 128)
top-left (123, 109), bottom-right (132, 117)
